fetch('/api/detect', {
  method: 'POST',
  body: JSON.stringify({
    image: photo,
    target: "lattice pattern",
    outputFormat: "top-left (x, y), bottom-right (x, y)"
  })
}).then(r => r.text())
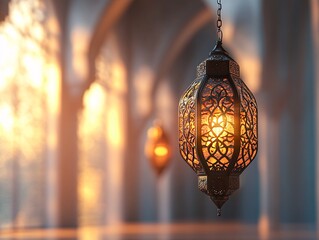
top-left (199, 78), bottom-right (235, 172)
top-left (232, 78), bottom-right (258, 173)
top-left (178, 79), bottom-right (203, 173)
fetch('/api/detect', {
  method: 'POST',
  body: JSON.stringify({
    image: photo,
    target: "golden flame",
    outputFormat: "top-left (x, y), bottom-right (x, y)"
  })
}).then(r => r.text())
top-left (154, 145), bottom-right (169, 157)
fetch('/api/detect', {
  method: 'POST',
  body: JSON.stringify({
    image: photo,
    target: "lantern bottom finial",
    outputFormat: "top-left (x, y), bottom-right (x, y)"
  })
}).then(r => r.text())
top-left (217, 208), bottom-right (222, 217)
top-left (210, 196), bottom-right (229, 214)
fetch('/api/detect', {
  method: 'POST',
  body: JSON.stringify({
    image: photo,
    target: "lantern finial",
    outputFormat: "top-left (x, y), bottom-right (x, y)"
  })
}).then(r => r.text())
top-left (217, 208), bottom-right (222, 217)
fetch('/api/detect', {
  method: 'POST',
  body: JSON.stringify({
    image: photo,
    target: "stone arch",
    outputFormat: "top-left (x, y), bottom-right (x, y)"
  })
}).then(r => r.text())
top-left (86, 0), bottom-right (133, 94)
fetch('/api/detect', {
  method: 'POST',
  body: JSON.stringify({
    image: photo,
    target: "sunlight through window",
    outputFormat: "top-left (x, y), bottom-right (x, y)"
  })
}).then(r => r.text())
top-left (78, 34), bottom-right (126, 226)
top-left (0, 0), bottom-right (60, 228)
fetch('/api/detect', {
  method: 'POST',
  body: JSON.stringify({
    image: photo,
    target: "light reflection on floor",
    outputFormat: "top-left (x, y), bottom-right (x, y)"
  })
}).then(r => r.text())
top-left (0, 223), bottom-right (317, 240)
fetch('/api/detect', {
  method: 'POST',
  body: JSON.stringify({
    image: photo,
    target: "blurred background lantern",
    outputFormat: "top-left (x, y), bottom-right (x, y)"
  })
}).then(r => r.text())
top-left (145, 121), bottom-right (171, 175)
top-left (178, 0), bottom-right (258, 216)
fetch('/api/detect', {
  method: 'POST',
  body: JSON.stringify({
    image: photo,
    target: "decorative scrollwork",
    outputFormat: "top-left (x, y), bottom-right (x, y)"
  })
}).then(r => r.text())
top-left (232, 78), bottom-right (258, 173)
top-left (198, 176), bottom-right (208, 192)
top-left (197, 62), bottom-right (206, 78)
top-left (178, 79), bottom-right (203, 173)
top-left (229, 61), bottom-right (240, 77)
top-left (199, 78), bottom-right (235, 172)
top-left (178, 40), bottom-right (258, 211)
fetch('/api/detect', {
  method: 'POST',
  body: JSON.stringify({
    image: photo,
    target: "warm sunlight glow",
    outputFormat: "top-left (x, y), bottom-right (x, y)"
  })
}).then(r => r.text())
top-left (222, 20), bottom-right (261, 93)
top-left (72, 28), bottom-right (89, 82)
top-left (80, 173), bottom-right (101, 207)
top-left (83, 83), bottom-right (107, 112)
top-left (0, 0), bottom-right (60, 228)
top-left (79, 39), bottom-right (126, 225)
top-left (107, 106), bottom-right (124, 147)
top-left (112, 63), bottom-right (127, 94)
top-left (0, 104), bottom-right (14, 134)
top-left (46, 63), bottom-right (61, 115)
top-left (238, 55), bottom-right (261, 93)
top-left (134, 67), bottom-right (153, 117)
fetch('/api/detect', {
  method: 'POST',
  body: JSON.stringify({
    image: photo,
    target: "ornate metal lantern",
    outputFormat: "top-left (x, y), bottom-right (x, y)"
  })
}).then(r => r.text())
top-left (145, 121), bottom-right (171, 175)
top-left (178, 0), bottom-right (258, 216)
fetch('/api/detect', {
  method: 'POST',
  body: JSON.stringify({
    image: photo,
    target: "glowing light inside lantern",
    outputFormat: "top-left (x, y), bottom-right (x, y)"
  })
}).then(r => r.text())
top-left (145, 122), bottom-right (171, 175)
top-left (154, 145), bottom-right (169, 157)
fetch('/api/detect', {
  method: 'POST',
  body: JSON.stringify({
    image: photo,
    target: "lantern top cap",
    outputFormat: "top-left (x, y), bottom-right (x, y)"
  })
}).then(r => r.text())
top-left (196, 41), bottom-right (240, 77)
top-left (209, 41), bottom-right (235, 62)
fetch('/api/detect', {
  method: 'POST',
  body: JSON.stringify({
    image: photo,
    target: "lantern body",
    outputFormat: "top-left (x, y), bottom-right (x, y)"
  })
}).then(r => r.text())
top-left (145, 122), bottom-right (171, 175)
top-left (178, 42), bottom-right (257, 209)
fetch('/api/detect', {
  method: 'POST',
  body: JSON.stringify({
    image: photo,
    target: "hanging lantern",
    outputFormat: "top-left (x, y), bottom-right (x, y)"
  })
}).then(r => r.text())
top-left (145, 121), bottom-right (171, 175)
top-left (178, 0), bottom-right (258, 216)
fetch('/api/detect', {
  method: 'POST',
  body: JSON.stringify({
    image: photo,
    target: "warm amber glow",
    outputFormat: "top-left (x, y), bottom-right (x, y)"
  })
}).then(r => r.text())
top-left (202, 108), bottom-right (235, 169)
top-left (148, 126), bottom-right (162, 138)
top-left (211, 113), bottom-right (234, 138)
top-left (145, 122), bottom-right (171, 174)
top-left (154, 145), bottom-right (169, 157)
top-left (211, 115), bottom-right (224, 136)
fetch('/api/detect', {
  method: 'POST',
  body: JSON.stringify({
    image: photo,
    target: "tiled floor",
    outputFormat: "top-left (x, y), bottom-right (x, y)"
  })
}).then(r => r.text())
top-left (0, 223), bottom-right (317, 240)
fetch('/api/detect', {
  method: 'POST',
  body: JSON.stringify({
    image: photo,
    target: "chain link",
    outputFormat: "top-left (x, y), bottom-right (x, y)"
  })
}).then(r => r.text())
top-left (217, 0), bottom-right (223, 42)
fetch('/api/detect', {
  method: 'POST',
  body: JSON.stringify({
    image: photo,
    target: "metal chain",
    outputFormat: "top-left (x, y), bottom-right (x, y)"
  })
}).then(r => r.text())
top-left (217, 0), bottom-right (223, 43)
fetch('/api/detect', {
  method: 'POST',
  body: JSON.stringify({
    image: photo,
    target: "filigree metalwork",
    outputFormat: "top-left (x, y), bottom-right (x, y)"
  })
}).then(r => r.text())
top-left (198, 176), bottom-right (207, 192)
top-left (232, 78), bottom-right (258, 173)
top-left (229, 61), bottom-right (240, 76)
top-left (199, 78), bottom-right (235, 172)
top-left (197, 62), bottom-right (206, 77)
top-left (178, 41), bottom-right (258, 214)
top-left (178, 79), bottom-right (203, 173)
